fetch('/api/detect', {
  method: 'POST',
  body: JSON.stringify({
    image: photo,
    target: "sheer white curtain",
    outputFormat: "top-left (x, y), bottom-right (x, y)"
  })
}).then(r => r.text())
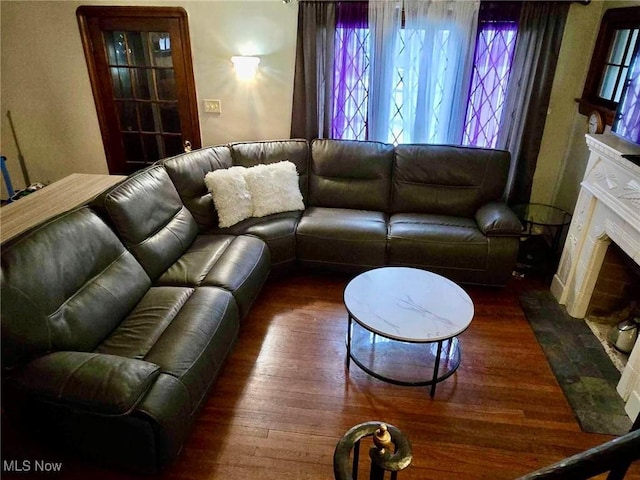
top-left (367, 1), bottom-right (400, 141)
top-left (368, 0), bottom-right (479, 144)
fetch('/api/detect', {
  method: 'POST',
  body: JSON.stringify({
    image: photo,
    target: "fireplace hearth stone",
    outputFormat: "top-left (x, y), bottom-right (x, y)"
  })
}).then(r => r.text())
top-left (551, 133), bottom-right (640, 423)
top-left (521, 289), bottom-right (632, 435)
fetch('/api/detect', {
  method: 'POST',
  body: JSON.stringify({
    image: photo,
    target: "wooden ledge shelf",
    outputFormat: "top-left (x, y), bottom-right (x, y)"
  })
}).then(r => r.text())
top-left (1, 173), bottom-right (126, 244)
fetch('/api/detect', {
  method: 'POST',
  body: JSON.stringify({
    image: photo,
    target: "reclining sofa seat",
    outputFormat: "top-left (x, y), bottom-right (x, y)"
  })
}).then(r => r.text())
top-left (387, 144), bottom-right (521, 285)
top-left (1, 207), bottom-right (236, 472)
top-left (296, 139), bottom-right (394, 271)
top-left (296, 139), bottom-right (521, 283)
top-left (162, 139), bottom-right (309, 275)
top-left (1, 165), bottom-right (271, 473)
top-left (92, 164), bottom-right (270, 319)
top-left (162, 138), bottom-right (521, 285)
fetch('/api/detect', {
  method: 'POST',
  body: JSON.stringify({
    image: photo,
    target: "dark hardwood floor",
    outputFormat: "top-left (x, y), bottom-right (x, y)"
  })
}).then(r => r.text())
top-left (3, 271), bottom-right (638, 479)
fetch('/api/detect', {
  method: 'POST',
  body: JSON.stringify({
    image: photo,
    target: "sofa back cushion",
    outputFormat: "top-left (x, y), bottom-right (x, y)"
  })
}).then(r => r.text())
top-left (229, 139), bottom-right (309, 201)
top-left (391, 144), bottom-right (510, 217)
top-left (162, 146), bottom-right (233, 231)
top-left (1, 208), bottom-right (151, 368)
top-left (94, 165), bottom-right (198, 280)
top-left (309, 139), bottom-right (394, 211)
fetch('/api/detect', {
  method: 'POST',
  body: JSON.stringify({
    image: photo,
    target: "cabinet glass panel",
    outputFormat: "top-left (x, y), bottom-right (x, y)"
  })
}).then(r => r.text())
top-left (105, 31), bottom-right (127, 65)
top-left (142, 134), bottom-right (161, 161)
top-left (116, 101), bottom-right (138, 132)
top-left (164, 135), bottom-right (183, 157)
top-left (122, 133), bottom-right (143, 161)
top-left (133, 68), bottom-right (152, 100)
top-left (160, 105), bottom-right (181, 133)
top-left (138, 103), bottom-right (155, 132)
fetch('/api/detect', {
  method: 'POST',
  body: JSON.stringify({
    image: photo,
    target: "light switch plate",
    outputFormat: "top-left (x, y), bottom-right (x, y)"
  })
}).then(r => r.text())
top-left (204, 99), bottom-right (221, 114)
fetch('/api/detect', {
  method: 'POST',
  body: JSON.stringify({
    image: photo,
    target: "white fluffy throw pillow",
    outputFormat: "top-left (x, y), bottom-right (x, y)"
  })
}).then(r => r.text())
top-left (204, 166), bottom-right (253, 228)
top-left (244, 161), bottom-right (305, 218)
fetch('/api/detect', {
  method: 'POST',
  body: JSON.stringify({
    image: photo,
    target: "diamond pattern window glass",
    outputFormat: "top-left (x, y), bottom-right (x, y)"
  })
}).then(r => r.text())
top-left (388, 28), bottom-right (412, 145)
top-left (331, 5), bottom-right (519, 147)
top-left (332, 26), bottom-right (370, 140)
top-left (462, 21), bottom-right (518, 148)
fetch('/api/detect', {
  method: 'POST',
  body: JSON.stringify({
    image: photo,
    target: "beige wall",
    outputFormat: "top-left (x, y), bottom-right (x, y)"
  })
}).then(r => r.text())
top-left (534, 0), bottom-right (640, 213)
top-left (0, 0), bottom-right (298, 196)
top-left (1, 1), bottom-right (109, 195)
top-left (530, 1), bottom-right (603, 209)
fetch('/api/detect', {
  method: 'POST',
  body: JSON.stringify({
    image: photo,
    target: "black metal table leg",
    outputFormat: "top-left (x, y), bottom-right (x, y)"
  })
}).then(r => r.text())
top-left (346, 314), bottom-right (352, 370)
top-left (430, 341), bottom-right (443, 398)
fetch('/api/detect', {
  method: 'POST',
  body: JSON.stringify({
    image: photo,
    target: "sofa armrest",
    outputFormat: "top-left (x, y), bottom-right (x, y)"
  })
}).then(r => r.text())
top-left (475, 202), bottom-right (523, 236)
top-left (9, 352), bottom-right (160, 415)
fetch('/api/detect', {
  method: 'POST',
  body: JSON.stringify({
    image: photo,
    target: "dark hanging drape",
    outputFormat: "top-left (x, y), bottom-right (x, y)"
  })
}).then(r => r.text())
top-left (290, 1), bottom-right (336, 140)
top-left (291, 1), bottom-right (369, 140)
top-left (498, 1), bottom-right (570, 204)
top-left (291, 1), bottom-right (570, 202)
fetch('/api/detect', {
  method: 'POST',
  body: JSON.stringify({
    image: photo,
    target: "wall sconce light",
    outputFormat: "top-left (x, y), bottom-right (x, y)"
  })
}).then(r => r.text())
top-left (230, 56), bottom-right (260, 80)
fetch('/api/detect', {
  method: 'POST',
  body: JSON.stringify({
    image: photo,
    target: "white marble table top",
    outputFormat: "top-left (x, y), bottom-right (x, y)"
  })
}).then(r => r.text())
top-left (344, 267), bottom-right (474, 342)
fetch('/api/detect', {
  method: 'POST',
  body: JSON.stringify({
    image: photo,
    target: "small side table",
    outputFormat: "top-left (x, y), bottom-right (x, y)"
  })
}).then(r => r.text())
top-left (512, 203), bottom-right (572, 273)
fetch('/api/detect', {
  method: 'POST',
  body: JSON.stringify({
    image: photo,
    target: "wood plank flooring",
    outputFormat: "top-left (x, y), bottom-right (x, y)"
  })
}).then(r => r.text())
top-left (3, 272), bottom-right (638, 479)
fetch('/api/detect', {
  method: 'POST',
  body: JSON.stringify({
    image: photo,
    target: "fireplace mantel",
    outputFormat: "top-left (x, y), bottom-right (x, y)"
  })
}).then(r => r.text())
top-left (551, 133), bottom-right (640, 422)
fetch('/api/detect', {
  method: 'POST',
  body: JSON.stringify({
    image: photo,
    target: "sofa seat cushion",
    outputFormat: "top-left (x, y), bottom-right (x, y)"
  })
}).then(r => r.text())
top-left (95, 286), bottom-right (194, 359)
top-left (388, 213), bottom-right (488, 271)
top-left (154, 235), bottom-right (270, 319)
top-left (206, 211), bottom-right (302, 272)
top-left (296, 207), bottom-right (388, 271)
top-left (97, 286), bottom-right (239, 413)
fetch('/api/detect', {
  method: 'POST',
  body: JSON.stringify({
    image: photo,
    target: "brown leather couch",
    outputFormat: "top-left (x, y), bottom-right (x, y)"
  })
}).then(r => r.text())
top-left (1, 138), bottom-right (521, 473)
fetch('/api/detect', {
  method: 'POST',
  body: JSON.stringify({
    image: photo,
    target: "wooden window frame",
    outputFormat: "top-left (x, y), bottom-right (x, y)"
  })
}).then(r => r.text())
top-left (577, 6), bottom-right (640, 126)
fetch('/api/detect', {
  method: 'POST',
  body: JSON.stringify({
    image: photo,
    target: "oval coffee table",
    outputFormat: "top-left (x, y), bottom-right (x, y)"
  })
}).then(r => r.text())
top-left (344, 267), bottom-right (474, 397)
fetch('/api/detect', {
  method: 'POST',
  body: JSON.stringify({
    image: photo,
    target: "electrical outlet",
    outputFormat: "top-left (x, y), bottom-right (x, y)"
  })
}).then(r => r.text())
top-left (204, 99), bottom-right (222, 114)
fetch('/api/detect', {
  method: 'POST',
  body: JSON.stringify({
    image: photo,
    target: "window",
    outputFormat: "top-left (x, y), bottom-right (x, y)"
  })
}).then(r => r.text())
top-left (330, 2), bottom-right (520, 147)
top-left (332, 5), bottom-right (370, 141)
top-left (578, 6), bottom-right (640, 125)
top-left (599, 28), bottom-right (638, 103)
top-left (612, 45), bottom-right (640, 144)
top-left (462, 18), bottom-right (518, 148)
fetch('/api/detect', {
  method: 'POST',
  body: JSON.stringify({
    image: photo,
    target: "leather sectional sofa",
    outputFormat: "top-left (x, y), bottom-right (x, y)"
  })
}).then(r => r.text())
top-left (1, 138), bottom-right (522, 472)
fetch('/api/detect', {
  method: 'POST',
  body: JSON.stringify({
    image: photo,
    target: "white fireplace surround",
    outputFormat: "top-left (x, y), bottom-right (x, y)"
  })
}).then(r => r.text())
top-left (551, 133), bottom-right (640, 423)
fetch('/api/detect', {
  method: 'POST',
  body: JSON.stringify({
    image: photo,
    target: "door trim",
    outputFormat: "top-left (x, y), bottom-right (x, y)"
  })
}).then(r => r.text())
top-left (76, 6), bottom-right (201, 173)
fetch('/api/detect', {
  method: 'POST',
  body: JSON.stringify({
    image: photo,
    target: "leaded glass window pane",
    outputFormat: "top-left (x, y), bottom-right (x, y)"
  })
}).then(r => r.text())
top-left (331, 7), bottom-right (520, 147)
top-left (332, 26), bottom-right (370, 140)
top-left (462, 21), bottom-right (517, 148)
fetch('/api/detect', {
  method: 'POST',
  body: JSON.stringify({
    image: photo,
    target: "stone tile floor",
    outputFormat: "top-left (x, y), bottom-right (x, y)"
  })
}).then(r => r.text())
top-left (520, 289), bottom-right (632, 436)
top-left (586, 319), bottom-right (629, 373)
